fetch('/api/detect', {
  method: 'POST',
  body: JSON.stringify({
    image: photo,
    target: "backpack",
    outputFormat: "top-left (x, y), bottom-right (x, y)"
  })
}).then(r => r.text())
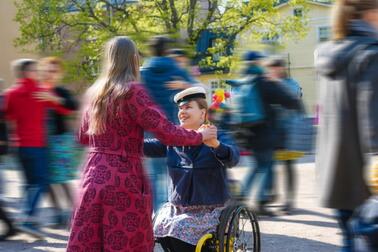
top-left (226, 76), bottom-right (266, 149)
top-left (228, 76), bottom-right (265, 126)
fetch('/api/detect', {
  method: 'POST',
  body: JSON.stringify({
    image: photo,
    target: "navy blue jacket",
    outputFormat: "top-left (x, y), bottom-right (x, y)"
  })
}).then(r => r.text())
top-left (144, 131), bottom-right (240, 206)
top-left (141, 57), bottom-right (196, 123)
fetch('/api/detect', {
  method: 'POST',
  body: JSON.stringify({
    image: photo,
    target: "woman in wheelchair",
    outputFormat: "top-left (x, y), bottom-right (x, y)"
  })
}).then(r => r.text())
top-left (144, 87), bottom-right (240, 252)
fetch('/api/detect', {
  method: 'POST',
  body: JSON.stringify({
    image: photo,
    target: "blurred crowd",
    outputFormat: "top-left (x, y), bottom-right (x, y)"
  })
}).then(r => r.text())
top-left (0, 1), bottom-right (377, 251)
top-left (0, 57), bottom-right (80, 240)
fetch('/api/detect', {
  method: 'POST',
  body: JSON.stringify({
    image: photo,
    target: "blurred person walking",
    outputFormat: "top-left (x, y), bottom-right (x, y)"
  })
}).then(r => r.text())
top-left (229, 51), bottom-right (301, 215)
top-left (4, 59), bottom-right (69, 237)
top-left (265, 57), bottom-right (303, 214)
top-left (0, 79), bottom-right (18, 241)
top-left (141, 36), bottom-right (198, 212)
top-left (315, 1), bottom-right (378, 251)
top-left (66, 36), bottom-right (216, 251)
top-left (37, 57), bottom-right (79, 227)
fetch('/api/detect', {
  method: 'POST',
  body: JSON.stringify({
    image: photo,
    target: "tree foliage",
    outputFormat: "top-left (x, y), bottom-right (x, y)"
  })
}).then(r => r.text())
top-left (14, 0), bottom-right (308, 86)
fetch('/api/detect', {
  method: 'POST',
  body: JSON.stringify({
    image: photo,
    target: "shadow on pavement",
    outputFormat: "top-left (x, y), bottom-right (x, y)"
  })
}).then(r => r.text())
top-left (0, 239), bottom-right (67, 251)
top-left (265, 217), bottom-right (339, 229)
top-left (261, 233), bottom-right (340, 252)
top-left (292, 208), bottom-right (335, 219)
top-left (42, 230), bottom-right (68, 241)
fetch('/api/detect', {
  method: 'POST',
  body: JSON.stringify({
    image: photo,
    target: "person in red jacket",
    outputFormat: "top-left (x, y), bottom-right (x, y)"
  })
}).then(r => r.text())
top-left (5, 59), bottom-right (69, 237)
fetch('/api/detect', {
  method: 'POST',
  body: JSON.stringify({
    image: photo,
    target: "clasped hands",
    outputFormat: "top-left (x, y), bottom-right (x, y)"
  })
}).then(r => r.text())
top-left (197, 124), bottom-right (220, 148)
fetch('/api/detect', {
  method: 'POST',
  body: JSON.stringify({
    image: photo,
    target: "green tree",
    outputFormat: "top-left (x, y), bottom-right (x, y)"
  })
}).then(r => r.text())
top-left (14, 0), bottom-right (308, 87)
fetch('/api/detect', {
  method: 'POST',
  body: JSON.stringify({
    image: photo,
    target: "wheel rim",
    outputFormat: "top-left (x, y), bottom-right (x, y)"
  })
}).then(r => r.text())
top-left (226, 206), bottom-right (260, 252)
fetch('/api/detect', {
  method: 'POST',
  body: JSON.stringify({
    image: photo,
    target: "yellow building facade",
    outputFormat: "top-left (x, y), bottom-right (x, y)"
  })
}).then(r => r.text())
top-left (197, 1), bottom-right (332, 114)
top-left (0, 0), bottom-right (38, 88)
top-left (278, 1), bottom-right (332, 112)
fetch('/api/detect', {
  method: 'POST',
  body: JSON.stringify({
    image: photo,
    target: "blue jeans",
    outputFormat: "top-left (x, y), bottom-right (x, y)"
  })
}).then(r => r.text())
top-left (336, 209), bottom-right (354, 252)
top-left (146, 157), bottom-right (168, 212)
top-left (18, 147), bottom-right (48, 218)
top-left (241, 148), bottom-right (275, 202)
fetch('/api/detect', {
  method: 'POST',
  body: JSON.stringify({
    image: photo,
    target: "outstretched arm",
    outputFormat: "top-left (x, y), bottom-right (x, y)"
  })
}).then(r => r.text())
top-left (126, 84), bottom-right (216, 146)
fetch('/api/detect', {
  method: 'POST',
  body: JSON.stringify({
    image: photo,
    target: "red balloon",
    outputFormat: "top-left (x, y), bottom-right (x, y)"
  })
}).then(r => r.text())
top-left (210, 101), bottom-right (221, 110)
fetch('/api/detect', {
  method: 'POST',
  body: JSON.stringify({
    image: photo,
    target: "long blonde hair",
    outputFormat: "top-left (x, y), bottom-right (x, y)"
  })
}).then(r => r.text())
top-left (86, 36), bottom-right (140, 135)
top-left (332, 0), bottom-right (378, 40)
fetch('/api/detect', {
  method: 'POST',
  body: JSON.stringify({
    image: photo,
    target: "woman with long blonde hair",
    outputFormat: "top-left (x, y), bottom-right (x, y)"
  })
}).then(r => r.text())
top-left (66, 36), bottom-right (216, 251)
top-left (315, 0), bottom-right (378, 251)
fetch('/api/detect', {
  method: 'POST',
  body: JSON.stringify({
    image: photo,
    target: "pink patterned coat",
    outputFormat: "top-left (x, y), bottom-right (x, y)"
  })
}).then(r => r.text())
top-left (66, 83), bottom-right (202, 252)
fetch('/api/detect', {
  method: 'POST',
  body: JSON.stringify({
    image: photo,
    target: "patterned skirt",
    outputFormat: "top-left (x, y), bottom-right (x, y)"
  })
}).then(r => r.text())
top-left (153, 202), bottom-right (224, 245)
top-left (48, 132), bottom-right (82, 183)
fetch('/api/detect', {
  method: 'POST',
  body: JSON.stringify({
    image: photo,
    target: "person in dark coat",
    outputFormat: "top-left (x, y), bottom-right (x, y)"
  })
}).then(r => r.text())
top-left (230, 51), bottom-right (301, 215)
top-left (141, 36), bottom-right (197, 212)
top-left (314, 1), bottom-right (378, 251)
top-left (265, 57), bottom-right (303, 214)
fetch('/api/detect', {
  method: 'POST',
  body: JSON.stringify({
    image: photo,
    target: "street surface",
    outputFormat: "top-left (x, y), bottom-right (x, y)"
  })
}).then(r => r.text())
top-left (0, 156), bottom-right (343, 251)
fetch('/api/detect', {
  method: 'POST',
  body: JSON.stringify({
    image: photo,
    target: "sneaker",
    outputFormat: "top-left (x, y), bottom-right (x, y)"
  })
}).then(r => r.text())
top-left (17, 223), bottom-right (44, 239)
top-left (256, 204), bottom-right (275, 217)
top-left (281, 203), bottom-right (293, 215)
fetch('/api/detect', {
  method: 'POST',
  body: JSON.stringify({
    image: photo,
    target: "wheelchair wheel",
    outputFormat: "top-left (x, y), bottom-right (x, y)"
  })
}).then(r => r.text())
top-left (217, 205), bottom-right (260, 252)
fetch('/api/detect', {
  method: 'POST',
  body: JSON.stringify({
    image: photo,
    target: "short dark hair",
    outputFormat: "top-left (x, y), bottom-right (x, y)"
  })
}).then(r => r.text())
top-left (265, 57), bottom-right (286, 67)
top-left (149, 35), bottom-right (173, 57)
top-left (11, 59), bottom-right (37, 78)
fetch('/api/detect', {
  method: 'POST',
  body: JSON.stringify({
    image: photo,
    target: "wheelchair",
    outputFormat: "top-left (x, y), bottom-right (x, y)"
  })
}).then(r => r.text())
top-left (154, 203), bottom-right (261, 252)
top-left (195, 204), bottom-right (260, 252)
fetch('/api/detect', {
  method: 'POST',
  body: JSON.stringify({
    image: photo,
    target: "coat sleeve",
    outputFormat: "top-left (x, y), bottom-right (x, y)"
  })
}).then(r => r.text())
top-left (211, 131), bottom-right (240, 168)
top-left (143, 138), bottom-right (167, 158)
top-left (356, 53), bottom-right (378, 153)
top-left (127, 84), bottom-right (202, 146)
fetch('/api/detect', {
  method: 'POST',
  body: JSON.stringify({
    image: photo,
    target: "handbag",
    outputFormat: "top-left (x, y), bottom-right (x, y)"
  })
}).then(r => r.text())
top-left (285, 113), bottom-right (315, 153)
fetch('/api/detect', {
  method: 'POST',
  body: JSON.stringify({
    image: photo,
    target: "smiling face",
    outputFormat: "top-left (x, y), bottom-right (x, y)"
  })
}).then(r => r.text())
top-left (178, 99), bottom-right (207, 130)
top-left (40, 63), bottom-right (62, 85)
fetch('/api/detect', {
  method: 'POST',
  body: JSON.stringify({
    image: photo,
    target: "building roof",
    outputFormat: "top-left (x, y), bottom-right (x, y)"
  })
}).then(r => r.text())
top-left (276, 0), bottom-right (332, 8)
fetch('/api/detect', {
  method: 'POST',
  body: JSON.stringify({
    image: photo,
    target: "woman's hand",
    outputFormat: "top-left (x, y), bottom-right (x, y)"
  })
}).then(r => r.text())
top-left (200, 124), bottom-right (220, 148)
top-left (197, 124), bottom-right (217, 142)
top-left (33, 91), bottom-right (63, 105)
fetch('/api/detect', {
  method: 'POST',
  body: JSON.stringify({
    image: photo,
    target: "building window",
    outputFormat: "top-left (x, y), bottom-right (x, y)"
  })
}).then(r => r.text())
top-left (210, 80), bottom-right (220, 90)
top-left (318, 26), bottom-right (331, 42)
top-left (293, 8), bottom-right (303, 17)
top-left (209, 80), bottom-right (229, 90)
top-left (261, 34), bottom-right (280, 45)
